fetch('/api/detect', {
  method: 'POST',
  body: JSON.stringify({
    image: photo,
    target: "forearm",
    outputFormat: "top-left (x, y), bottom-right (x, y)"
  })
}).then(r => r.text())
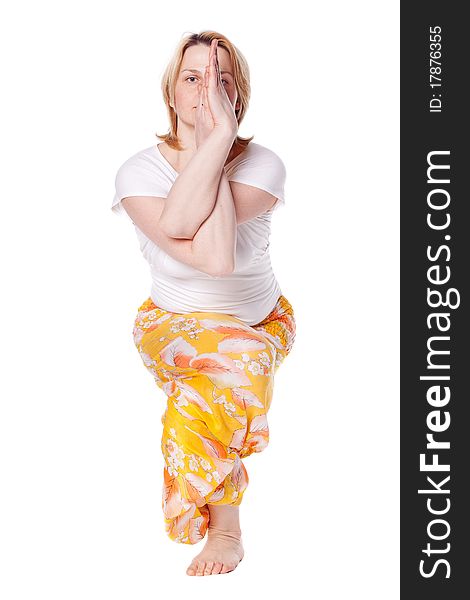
top-left (159, 128), bottom-right (234, 238)
top-left (191, 170), bottom-right (237, 276)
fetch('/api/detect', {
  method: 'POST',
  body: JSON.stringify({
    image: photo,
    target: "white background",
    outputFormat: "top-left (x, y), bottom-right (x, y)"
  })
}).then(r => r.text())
top-left (0, 0), bottom-right (399, 597)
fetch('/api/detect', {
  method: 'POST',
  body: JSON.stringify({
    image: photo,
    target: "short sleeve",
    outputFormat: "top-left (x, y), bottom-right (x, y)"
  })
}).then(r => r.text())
top-left (227, 144), bottom-right (287, 211)
top-left (111, 158), bottom-right (168, 219)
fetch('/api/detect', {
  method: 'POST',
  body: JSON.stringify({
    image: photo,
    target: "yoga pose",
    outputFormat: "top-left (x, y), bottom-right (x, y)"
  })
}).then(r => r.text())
top-left (111, 30), bottom-right (296, 576)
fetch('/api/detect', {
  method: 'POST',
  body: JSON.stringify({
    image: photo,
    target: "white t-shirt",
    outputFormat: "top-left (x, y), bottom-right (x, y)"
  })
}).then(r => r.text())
top-left (111, 141), bottom-right (287, 325)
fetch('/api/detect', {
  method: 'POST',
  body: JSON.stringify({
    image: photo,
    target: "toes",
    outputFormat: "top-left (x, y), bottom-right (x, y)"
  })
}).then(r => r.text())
top-left (186, 557), bottom-right (240, 576)
top-left (220, 562), bottom-right (237, 574)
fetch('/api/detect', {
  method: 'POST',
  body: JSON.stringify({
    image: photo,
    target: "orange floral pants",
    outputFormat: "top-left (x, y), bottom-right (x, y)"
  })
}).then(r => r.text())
top-left (132, 294), bottom-right (296, 544)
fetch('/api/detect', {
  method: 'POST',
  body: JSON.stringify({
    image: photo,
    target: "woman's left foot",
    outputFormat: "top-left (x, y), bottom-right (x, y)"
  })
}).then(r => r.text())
top-left (186, 526), bottom-right (244, 576)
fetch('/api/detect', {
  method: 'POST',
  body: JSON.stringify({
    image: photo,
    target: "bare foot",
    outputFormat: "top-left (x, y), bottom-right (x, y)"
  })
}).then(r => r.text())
top-left (186, 526), bottom-right (244, 576)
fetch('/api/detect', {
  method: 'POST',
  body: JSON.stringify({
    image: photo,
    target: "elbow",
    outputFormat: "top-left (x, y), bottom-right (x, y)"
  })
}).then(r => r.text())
top-left (160, 217), bottom-right (195, 240)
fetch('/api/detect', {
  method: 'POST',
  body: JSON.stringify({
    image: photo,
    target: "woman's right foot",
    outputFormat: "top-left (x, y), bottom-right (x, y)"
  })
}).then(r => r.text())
top-left (186, 526), bottom-right (244, 576)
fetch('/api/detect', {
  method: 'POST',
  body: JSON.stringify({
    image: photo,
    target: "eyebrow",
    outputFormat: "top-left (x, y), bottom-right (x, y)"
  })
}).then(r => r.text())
top-left (181, 68), bottom-right (233, 76)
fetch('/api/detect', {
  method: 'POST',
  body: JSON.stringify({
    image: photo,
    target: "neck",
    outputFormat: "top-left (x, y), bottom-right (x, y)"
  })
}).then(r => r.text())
top-left (175, 122), bottom-right (197, 152)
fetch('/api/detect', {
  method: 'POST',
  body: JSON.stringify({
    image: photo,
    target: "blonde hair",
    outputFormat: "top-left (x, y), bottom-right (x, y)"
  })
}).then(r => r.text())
top-left (155, 30), bottom-right (254, 152)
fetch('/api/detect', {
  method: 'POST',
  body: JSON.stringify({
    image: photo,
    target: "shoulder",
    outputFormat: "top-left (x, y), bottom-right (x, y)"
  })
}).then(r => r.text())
top-left (115, 146), bottom-right (158, 178)
top-left (233, 142), bottom-right (286, 181)
top-left (228, 142), bottom-right (287, 209)
top-left (237, 143), bottom-right (287, 179)
top-left (113, 146), bottom-right (170, 202)
top-left (242, 142), bottom-right (285, 164)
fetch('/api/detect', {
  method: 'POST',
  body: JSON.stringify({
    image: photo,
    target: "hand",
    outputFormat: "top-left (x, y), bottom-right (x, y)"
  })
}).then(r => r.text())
top-left (204, 39), bottom-right (239, 140)
top-left (194, 81), bottom-right (215, 148)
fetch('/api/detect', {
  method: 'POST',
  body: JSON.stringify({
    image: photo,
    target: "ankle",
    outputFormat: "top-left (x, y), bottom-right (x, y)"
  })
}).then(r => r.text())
top-left (208, 525), bottom-right (242, 539)
top-left (207, 504), bottom-right (241, 533)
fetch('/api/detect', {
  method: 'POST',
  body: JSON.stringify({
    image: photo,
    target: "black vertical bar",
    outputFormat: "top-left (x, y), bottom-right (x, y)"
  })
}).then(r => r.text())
top-left (401, 2), bottom-right (469, 597)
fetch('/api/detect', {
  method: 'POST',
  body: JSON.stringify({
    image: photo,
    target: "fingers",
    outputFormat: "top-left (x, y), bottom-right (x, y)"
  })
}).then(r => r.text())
top-left (203, 81), bottom-right (209, 111)
top-left (210, 38), bottom-right (218, 71)
top-left (196, 84), bottom-right (204, 122)
top-left (197, 80), bottom-right (211, 122)
top-left (208, 39), bottom-right (221, 90)
top-left (202, 72), bottom-right (211, 116)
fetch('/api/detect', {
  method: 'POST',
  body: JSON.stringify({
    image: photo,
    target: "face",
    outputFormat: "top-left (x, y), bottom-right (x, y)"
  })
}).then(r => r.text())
top-left (172, 43), bottom-right (239, 126)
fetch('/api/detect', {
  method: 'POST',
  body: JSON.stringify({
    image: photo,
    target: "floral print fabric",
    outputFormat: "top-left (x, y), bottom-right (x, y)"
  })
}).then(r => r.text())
top-left (132, 294), bottom-right (296, 544)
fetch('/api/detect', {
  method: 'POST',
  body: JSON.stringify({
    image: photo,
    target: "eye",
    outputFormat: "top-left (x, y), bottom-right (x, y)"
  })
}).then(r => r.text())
top-left (185, 75), bottom-right (230, 86)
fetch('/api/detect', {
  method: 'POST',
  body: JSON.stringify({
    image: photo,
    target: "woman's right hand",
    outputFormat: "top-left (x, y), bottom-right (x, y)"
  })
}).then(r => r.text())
top-left (204, 39), bottom-right (239, 141)
top-left (195, 81), bottom-right (215, 148)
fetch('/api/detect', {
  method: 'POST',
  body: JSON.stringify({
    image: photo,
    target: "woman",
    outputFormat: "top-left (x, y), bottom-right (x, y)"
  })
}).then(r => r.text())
top-left (111, 31), bottom-right (296, 576)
